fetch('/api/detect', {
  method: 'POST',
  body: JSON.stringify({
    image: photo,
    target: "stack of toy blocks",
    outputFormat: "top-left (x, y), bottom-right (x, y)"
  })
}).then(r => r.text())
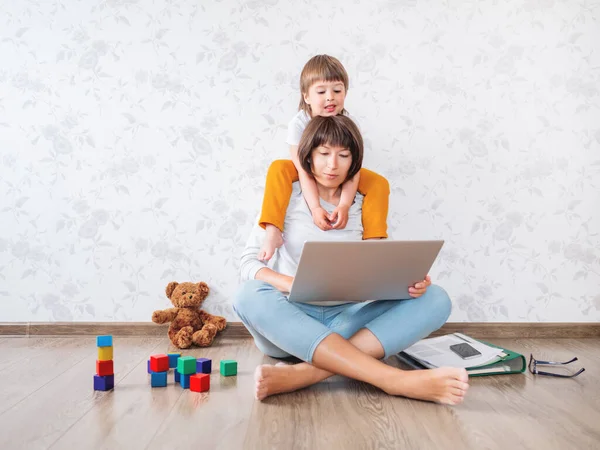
top-left (174, 356), bottom-right (211, 392)
top-left (176, 356), bottom-right (196, 389)
top-left (149, 354), bottom-right (169, 387)
top-left (94, 335), bottom-right (114, 391)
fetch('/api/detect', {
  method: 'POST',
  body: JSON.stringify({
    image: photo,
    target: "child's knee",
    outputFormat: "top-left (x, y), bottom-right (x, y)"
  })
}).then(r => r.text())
top-left (360, 169), bottom-right (390, 196)
top-left (268, 159), bottom-right (297, 180)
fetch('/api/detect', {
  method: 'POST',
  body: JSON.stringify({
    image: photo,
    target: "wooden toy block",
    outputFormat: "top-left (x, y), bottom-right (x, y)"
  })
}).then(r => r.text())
top-left (177, 356), bottom-right (197, 375)
top-left (151, 371), bottom-right (168, 387)
top-left (168, 353), bottom-right (181, 369)
top-left (180, 373), bottom-right (191, 389)
top-left (94, 374), bottom-right (114, 391)
top-left (174, 369), bottom-right (180, 383)
top-left (220, 360), bottom-right (237, 377)
top-left (150, 354), bottom-right (169, 373)
top-left (96, 360), bottom-right (114, 376)
top-left (98, 346), bottom-right (113, 361)
top-left (96, 335), bottom-right (113, 347)
top-left (147, 360), bottom-right (154, 374)
top-left (196, 358), bottom-right (212, 374)
top-left (190, 373), bottom-right (210, 393)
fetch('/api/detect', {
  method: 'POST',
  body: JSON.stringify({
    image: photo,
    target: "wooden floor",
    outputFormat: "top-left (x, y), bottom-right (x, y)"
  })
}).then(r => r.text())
top-left (0, 336), bottom-right (598, 450)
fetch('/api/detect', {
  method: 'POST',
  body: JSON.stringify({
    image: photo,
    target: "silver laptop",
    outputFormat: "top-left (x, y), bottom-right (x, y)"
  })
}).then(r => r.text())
top-left (287, 240), bottom-right (444, 303)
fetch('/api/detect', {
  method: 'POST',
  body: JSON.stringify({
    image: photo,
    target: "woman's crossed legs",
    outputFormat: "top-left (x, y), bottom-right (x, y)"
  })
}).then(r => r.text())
top-left (233, 280), bottom-right (469, 404)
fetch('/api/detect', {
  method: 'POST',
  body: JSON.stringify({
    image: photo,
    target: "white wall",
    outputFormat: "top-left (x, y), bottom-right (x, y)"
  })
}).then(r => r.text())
top-left (1, 0), bottom-right (599, 323)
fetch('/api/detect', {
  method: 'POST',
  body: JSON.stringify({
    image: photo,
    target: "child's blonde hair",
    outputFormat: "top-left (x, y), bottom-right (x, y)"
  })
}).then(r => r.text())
top-left (298, 55), bottom-right (349, 114)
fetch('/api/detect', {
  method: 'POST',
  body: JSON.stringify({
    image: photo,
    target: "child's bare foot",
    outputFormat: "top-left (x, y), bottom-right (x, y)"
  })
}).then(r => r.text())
top-left (384, 367), bottom-right (469, 405)
top-left (258, 224), bottom-right (283, 261)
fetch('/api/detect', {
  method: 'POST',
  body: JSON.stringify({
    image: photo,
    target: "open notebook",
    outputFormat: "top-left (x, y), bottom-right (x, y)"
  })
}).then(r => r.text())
top-left (396, 333), bottom-right (526, 376)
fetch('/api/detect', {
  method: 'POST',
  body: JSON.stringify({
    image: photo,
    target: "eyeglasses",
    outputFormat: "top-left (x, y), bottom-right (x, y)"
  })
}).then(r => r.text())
top-left (528, 354), bottom-right (585, 378)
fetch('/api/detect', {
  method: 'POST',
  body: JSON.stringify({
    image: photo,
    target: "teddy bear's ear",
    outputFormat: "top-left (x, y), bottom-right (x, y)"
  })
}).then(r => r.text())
top-left (166, 282), bottom-right (179, 299)
top-left (198, 282), bottom-right (209, 297)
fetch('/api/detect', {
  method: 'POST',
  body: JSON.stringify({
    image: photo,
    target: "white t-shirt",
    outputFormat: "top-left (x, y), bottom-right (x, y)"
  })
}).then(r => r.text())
top-left (240, 182), bottom-right (364, 305)
top-left (285, 110), bottom-right (359, 147)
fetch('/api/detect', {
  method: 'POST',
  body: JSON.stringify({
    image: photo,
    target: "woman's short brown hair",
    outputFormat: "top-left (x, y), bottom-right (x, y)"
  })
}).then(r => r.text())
top-left (297, 115), bottom-right (363, 183)
top-left (298, 55), bottom-right (349, 114)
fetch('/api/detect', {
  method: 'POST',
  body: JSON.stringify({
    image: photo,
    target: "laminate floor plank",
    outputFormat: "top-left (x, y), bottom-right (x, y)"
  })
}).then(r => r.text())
top-left (145, 338), bottom-right (265, 450)
top-left (447, 338), bottom-right (600, 450)
top-left (0, 337), bottom-right (77, 372)
top-left (0, 337), bottom-right (598, 450)
top-left (0, 337), bottom-right (162, 450)
top-left (385, 355), bottom-right (475, 449)
top-left (49, 338), bottom-right (172, 450)
top-left (0, 337), bottom-right (94, 415)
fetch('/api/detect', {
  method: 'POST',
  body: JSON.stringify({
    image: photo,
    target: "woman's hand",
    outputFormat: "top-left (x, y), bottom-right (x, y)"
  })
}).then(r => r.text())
top-left (311, 207), bottom-right (333, 231)
top-left (255, 269), bottom-right (294, 294)
top-left (409, 275), bottom-right (431, 298)
top-left (284, 276), bottom-right (294, 294)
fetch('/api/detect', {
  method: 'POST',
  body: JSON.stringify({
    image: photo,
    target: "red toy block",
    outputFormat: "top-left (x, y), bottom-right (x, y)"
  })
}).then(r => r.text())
top-left (150, 354), bottom-right (169, 373)
top-left (190, 373), bottom-right (210, 393)
top-left (96, 359), bottom-right (114, 376)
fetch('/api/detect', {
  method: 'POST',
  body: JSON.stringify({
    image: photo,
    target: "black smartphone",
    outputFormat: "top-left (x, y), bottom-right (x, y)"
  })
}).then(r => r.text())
top-left (449, 343), bottom-right (482, 360)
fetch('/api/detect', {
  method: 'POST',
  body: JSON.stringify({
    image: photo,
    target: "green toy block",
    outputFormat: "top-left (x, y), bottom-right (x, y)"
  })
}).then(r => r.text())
top-left (177, 356), bottom-right (197, 375)
top-left (220, 360), bottom-right (237, 377)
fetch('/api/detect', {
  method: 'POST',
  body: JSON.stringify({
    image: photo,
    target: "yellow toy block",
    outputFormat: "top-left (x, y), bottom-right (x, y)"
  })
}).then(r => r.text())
top-left (98, 346), bottom-right (113, 361)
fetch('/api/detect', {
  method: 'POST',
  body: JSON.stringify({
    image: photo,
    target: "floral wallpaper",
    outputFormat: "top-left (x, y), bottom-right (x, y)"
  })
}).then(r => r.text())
top-left (1, 0), bottom-right (599, 323)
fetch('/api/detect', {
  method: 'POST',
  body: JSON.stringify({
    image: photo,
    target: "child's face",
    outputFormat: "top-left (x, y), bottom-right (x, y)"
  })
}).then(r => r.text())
top-left (310, 144), bottom-right (352, 188)
top-left (303, 80), bottom-right (346, 117)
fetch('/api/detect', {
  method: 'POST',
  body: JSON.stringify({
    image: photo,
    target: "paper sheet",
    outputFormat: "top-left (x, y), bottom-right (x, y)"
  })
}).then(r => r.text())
top-left (402, 333), bottom-right (504, 369)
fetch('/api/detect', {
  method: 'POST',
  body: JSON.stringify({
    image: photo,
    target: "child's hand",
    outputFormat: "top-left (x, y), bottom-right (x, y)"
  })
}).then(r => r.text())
top-left (311, 207), bottom-right (332, 231)
top-left (330, 204), bottom-right (350, 229)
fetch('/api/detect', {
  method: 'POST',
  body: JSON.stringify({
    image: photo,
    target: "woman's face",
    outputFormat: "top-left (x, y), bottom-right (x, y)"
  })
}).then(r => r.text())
top-left (310, 144), bottom-right (352, 188)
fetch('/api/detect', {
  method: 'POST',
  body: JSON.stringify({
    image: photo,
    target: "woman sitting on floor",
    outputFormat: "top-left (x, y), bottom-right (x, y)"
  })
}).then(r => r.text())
top-left (235, 115), bottom-right (469, 405)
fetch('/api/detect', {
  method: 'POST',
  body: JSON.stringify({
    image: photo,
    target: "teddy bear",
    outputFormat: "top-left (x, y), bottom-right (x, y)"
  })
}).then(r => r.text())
top-left (151, 281), bottom-right (227, 349)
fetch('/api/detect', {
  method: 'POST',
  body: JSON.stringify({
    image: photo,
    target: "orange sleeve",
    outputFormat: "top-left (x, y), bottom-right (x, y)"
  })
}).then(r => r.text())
top-left (357, 168), bottom-right (390, 239)
top-left (258, 160), bottom-right (299, 231)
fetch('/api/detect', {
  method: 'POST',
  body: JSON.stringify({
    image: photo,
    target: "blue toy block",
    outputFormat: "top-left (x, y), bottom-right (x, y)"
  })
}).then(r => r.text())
top-left (94, 374), bottom-right (114, 391)
top-left (174, 369), bottom-right (181, 383)
top-left (96, 335), bottom-right (113, 347)
top-left (151, 371), bottom-right (168, 387)
top-left (180, 373), bottom-right (191, 389)
top-left (168, 353), bottom-right (181, 369)
top-left (196, 358), bottom-right (212, 374)
top-left (147, 360), bottom-right (154, 374)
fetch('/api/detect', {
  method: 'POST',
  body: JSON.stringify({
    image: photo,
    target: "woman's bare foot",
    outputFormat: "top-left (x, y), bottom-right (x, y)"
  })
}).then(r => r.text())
top-left (385, 367), bottom-right (469, 405)
top-left (258, 225), bottom-right (283, 261)
top-left (255, 363), bottom-right (319, 400)
top-left (254, 363), bottom-right (469, 405)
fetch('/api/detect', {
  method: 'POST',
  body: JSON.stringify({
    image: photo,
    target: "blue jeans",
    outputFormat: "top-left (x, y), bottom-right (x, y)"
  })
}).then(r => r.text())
top-left (233, 280), bottom-right (452, 363)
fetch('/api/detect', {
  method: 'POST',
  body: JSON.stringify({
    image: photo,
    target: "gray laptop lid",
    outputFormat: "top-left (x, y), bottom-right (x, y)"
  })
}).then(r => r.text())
top-left (287, 240), bottom-right (444, 303)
